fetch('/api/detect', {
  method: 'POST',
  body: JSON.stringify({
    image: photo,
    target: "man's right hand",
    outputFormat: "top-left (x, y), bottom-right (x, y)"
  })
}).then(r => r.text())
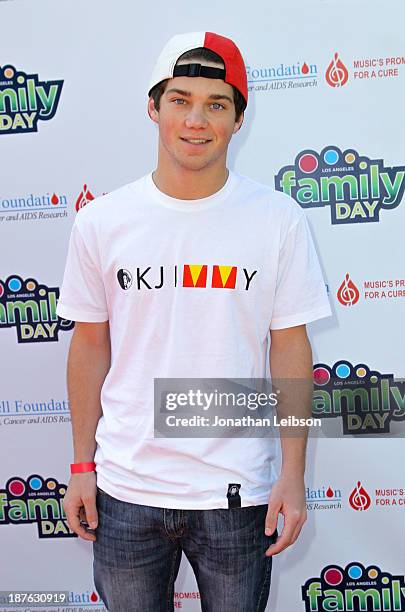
top-left (63, 472), bottom-right (98, 541)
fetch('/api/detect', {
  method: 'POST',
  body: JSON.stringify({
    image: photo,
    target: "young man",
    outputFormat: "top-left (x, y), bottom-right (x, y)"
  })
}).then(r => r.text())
top-left (57, 32), bottom-right (331, 612)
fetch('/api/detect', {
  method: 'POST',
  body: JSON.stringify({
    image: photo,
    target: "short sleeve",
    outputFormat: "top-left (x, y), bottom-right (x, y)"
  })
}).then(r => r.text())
top-left (56, 220), bottom-right (109, 322)
top-left (270, 213), bottom-right (331, 330)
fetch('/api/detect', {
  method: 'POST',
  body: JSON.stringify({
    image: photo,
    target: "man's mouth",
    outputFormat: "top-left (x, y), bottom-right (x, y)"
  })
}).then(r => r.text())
top-left (180, 138), bottom-right (212, 145)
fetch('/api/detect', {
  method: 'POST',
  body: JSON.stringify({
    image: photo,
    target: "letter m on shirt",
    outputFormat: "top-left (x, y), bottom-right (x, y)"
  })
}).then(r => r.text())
top-left (212, 265), bottom-right (237, 289)
top-left (183, 265), bottom-right (208, 288)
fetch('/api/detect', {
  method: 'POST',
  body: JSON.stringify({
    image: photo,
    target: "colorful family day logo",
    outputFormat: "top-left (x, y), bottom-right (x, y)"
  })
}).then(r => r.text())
top-left (0, 65), bottom-right (63, 134)
top-left (0, 475), bottom-right (74, 538)
top-left (312, 361), bottom-right (405, 435)
top-left (326, 53), bottom-right (349, 87)
top-left (0, 275), bottom-right (74, 343)
top-left (274, 146), bottom-right (405, 224)
top-left (337, 274), bottom-right (360, 306)
top-left (349, 482), bottom-right (372, 511)
top-left (302, 563), bottom-right (405, 611)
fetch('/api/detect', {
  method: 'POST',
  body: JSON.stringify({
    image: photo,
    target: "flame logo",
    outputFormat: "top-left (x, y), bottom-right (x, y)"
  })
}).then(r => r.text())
top-left (337, 273), bottom-right (360, 306)
top-left (349, 481), bottom-right (371, 511)
top-left (75, 184), bottom-right (95, 212)
top-left (326, 52), bottom-right (349, 88)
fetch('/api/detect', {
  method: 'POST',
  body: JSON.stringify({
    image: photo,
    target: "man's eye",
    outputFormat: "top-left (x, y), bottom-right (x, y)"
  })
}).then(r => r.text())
top-left (173, 98), bottom-right (185, 104)
top-left (211, 103), bottom-right (225, 110)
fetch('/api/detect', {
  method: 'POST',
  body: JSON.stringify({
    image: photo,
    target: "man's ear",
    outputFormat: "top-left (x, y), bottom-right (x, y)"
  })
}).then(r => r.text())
top-left (148, 97), bottom-right (159, 124)
top-left (233, 112), bottom-right (244, 134)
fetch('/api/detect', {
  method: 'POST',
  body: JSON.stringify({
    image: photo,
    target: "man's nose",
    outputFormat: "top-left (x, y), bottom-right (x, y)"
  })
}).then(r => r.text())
top-left (184, 106), bottom-right (208, 129)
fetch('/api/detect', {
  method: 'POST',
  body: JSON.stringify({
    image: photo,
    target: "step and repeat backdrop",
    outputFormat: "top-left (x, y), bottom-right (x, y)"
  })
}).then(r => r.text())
top-left (1, 0), bottom-right (404, 610)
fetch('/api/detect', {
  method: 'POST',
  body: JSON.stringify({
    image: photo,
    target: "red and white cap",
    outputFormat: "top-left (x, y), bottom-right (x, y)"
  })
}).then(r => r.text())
top-left (148, 31), bottom-right (248, 106)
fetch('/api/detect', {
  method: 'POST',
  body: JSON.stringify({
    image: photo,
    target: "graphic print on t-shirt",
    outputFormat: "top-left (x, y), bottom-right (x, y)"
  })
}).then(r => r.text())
top-left (117, 269), bottom-right (133, 290)
top-left (212, 265), bottom-right (237, 289)
top-left (183, 265), bottom-right (208, 288)
top-left (116, 264), bottom-right (258, 291)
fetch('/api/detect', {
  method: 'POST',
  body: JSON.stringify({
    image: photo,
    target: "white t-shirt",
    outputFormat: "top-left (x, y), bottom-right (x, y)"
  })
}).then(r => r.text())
top-left (56, 170), bottom-right (331, 509)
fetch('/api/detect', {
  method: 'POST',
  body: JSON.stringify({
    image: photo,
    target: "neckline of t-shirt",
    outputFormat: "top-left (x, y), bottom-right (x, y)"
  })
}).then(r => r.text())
top-left (145, 170), bottom-right (239, 212)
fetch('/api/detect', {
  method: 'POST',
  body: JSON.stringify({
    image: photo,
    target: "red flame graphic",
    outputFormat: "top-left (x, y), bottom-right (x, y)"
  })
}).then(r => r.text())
top-left (326, 52), bottom-right (349, 87)
top-left (337, 273), bottom-right (360, 306)
top-left (51, 193), bottom-right (59, 205)
top-left (349, 481), bottom-right (371, 511)
top-left (301, 62), bottom-right (309, 75)
top-left (75, 184), bottom-right (95, 212)
top-left (90, 591), bottom-right (99, 602)
top-left (326, 486), bottom-right (334, 498)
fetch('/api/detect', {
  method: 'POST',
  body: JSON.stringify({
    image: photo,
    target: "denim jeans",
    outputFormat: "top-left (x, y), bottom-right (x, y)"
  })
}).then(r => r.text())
top-left (93, 487), bottom-right (276, 612)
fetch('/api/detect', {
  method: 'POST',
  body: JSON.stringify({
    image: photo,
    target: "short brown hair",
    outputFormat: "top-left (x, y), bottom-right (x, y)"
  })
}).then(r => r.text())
top-left (149, 47), bottom-right (246, 122)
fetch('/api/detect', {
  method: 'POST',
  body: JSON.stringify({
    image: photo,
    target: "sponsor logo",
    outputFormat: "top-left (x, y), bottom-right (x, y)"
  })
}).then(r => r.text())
top-left (312, 361), bottom-right (405, 434)
top-left (349, 481), bottom-right (372, 511)
top-left (353, 55), bottom-right (405, 80)
top-left (302, 562), bottom-right (405, 611)
top-left (174, 591), bottom-right (201, 607)
top-left (0, 275), bottom-right (74, 343)
top-left (337, 275), bottom-right (405, 304)
top-left (325, 53), bottom-right (349, 87)
top-left (274, 146), bottom-right (405, 225)
top-left (337, 274), bottom-right (405, 306)
top-left (348, 483), bottom-right (405, 509)
top-left (246, 59), bottom-right (318, 92)
top-left (116, 265), bottom-right (257, 291)
top-left (325, 53), bottom-right (405, 85)
top-left (0, 398), bottom-right (70, 426)
top-left (68, 590), bottom-right (101, 605)
top-left (0, 475), bottom-right (74, 538)
top-left (75, 184), bottom-right (95, 211)
top-left (0, 64), bottom-right (63, 135)
top-left (0, 191), bottom-right (68, 222)
top-left (364, 278), bottom-right (405, 300)
top-left (306, 485), bottom-right (342, 511)
top-left (337, 274), bottom-right (360, 306)
top-left (375, 487), bottom-right (405, 507)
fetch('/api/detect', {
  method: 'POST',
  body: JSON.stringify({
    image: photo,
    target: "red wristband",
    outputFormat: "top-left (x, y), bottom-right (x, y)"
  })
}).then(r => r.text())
top-left (70, 462), bottom-right (96, 474)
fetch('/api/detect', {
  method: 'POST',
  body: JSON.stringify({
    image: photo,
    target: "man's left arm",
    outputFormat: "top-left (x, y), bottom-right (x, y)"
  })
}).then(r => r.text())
top-left (264, 323), bottom-right (313, 556)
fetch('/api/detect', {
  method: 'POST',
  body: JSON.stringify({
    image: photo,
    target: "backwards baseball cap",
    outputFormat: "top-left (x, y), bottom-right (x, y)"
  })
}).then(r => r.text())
top-left (148, 31), bottom-right (248, 106)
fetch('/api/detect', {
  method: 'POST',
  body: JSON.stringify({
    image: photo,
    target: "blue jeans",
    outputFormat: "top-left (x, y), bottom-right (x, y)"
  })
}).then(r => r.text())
top-left (93, 487), bottom-right (276, 612)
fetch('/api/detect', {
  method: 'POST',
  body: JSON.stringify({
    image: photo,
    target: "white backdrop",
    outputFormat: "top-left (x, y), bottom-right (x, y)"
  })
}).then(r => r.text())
top-left (1, 0), bottom-right (404, 611)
